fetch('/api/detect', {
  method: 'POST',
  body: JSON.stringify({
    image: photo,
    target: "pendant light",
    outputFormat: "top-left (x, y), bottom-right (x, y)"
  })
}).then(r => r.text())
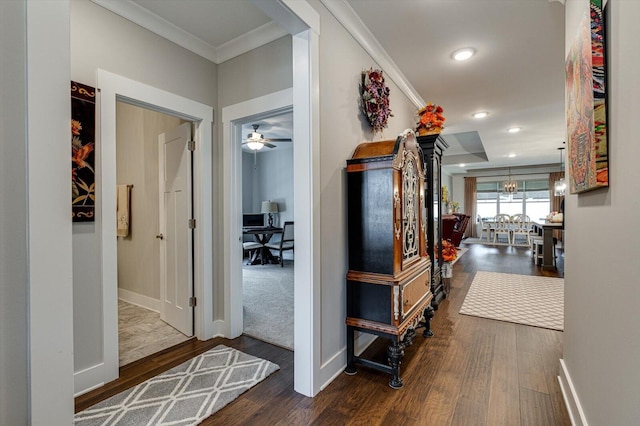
top-left (503, 167), bottom-right (517, 194)
top-left (554, 146), bottom-right (566, 196)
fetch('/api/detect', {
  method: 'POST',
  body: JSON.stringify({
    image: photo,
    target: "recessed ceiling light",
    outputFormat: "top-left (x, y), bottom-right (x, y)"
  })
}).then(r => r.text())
top-left (472, 111), bottom-right (488, 119)
top-left (508, 153), bottom-right (516, 158)
top-left (507, 127), bottom-right (521, 133)
top-left (459, 163), bottom-right (466, 167)
top-left (451, 47), bottom-right (476, 61)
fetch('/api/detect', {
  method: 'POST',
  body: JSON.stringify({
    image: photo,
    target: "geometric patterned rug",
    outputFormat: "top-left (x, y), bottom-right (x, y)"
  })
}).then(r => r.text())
top-left (74, 345), bottom-right (279, 425)
top-left (459, 271), bottom-right (564, 331)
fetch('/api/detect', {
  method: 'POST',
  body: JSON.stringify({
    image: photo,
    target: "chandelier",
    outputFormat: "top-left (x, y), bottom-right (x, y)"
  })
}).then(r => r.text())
top-left (503, 167), bottom-right (517, 194)
top-left (554, 146), bottom-right (566, 196)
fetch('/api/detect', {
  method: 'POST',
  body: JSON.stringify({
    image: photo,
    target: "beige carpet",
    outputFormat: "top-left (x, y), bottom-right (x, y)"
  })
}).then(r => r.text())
top-left (460, 271), bottom-right (564, 331)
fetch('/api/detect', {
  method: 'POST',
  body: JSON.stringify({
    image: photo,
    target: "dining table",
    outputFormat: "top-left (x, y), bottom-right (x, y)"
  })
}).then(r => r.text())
top-left (243, 226), bottom-right (283, 265)
top-left (531, 220), bottom-right (563, 270)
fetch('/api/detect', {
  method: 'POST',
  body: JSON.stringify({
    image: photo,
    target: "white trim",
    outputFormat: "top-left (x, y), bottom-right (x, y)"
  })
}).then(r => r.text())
top-left (73, 363), bottom-right (106, 398)
top-left (90, 0), bottom-right (290, 64)
top-left (217, 21), bottom-right (288, 64)
top-left (117, 289), bottom-right (161, 313)
top-left (319, 0), bottom-right (424, 108)
top-left (319, 333), bottom-right (376, 391)
top-left (222, 0), bottom-right (321, 398)
top-left (222, 88), bottom-right (293, 340)
top-left (559, 359), bottom-right (589, 426)
top-left (251, 0), bottom-right (320, 35)
top-left (292, 29), bottom-right (322, 398)
top-left (85, 69), bottom-right (213, 395)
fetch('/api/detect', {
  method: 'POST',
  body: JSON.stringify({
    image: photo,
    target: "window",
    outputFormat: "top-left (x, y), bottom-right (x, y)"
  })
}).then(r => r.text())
top-left (477, 179), bottom-right (550, 219)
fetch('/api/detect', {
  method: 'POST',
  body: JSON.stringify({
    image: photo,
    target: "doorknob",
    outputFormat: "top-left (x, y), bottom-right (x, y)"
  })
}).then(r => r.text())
top-left (156, 233), bottom-right (164, 240)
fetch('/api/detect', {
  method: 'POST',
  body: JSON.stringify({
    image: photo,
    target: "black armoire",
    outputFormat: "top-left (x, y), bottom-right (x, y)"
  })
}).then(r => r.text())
top-left (345, 130), bottom-right (433, 389)
top-left (416, 133), bottom-right (449, 309)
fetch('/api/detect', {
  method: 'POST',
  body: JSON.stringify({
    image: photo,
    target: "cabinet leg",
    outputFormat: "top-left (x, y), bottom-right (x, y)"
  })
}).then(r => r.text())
top-left (423, 306), bottom-right (434, 337)
top-left (387, 340), bottom-right (404, 389)
top-left (344, 326), bottom-right (357, 375)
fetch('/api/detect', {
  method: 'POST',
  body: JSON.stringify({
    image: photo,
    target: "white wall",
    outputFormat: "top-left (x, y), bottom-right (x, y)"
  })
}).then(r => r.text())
top-left (0, 1), bottom-right (29, 423)
top-left (0, 1), bottom-right (75, 423)
top-left (562, 1), bottom-right (640, 425)
top-left (307, 0), bottom-right (428, 367)
top-left (70, 0), bottom-right (217, 375)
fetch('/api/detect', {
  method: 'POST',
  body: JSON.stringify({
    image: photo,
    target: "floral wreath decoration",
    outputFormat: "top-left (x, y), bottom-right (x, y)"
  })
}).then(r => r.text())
top-left (360, 68), bottom-right (393, 134)
top-left (416, 102), bottom-right (445, 135)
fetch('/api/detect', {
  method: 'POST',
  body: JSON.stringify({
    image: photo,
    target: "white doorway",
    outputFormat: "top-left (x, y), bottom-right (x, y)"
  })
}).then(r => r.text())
top-left (94, 70), bottom-right (213, 389)
top-left (240, 110), bottom-right (294, 350)
top-left (115, 103), bottom-right (194, 366)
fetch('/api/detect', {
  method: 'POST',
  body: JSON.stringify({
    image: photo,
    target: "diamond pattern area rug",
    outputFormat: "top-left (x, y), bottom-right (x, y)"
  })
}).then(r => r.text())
top-left (459, 271), bottom-right (564, 331)
top-left (75, 345), bottom-right (279, 425)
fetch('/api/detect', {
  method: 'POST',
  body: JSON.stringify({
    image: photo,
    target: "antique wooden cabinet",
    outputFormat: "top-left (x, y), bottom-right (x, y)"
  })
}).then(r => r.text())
top-left (345, 130), bottom-right (433, 389)
top-left (417, 133), bottom-right (449, 308)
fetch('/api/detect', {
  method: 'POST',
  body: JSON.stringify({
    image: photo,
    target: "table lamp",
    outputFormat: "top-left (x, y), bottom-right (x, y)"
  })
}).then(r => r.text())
top-left (261, 200), bottom-right (278, 227)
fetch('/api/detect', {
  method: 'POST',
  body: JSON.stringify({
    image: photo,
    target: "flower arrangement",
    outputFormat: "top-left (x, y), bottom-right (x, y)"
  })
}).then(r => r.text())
top-left (416, 102), bottom-right (445, 135)
top-left (439, 240), bottom-right (458, 263)
top-left (446, 200), bottom-right (460, 213)
top-left (360, 68), bottom-right (393, 134)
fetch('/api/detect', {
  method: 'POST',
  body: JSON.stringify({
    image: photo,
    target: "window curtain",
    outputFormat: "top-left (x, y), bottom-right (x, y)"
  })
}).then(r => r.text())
top-left (549, 172), bottom-right (565, 240)
top-left (464, 177), bottom-right (477, 238)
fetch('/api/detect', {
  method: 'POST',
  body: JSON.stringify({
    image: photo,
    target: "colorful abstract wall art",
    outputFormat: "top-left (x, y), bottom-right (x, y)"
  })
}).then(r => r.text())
top-left (565, 0), bottom-right (608, 194)
top-left (71, 81), bottom-right (96, 221)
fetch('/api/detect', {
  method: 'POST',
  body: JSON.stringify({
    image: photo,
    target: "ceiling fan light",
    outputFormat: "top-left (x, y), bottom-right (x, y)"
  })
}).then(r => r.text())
top-left (247, 131), bottom-right (263, 141)
top-left (247, 141), bottom-right (264, 151)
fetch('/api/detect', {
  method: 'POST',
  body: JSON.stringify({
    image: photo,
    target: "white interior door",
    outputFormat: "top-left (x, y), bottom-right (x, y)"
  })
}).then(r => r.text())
top-left (159, 122), bottom-right (193, 336)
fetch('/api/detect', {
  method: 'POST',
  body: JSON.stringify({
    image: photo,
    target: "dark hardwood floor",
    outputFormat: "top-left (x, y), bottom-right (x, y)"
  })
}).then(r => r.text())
top-left (76, 242), bottom-right (569, 425)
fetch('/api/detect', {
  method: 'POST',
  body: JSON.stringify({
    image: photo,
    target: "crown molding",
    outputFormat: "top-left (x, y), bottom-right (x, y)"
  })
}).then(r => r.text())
top-left (217, 21), bottom-right (288, 64)
top-left (91, 0), bottom-right (288, 64)
top-left (319, 0), bottom-right (424, 108)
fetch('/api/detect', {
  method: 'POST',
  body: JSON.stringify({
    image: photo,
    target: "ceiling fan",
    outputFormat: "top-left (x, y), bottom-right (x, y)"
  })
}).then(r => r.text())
top-left (242, 124), bottom-right (292, 151)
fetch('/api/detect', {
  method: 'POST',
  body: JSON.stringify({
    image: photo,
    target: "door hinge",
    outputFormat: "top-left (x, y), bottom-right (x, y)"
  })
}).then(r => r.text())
top-left (188, 218), bottom-right (196, 229)
top-left (189, 297), bottom-right (197, 307)
top-left (188, 140), bottom-right (196, 151)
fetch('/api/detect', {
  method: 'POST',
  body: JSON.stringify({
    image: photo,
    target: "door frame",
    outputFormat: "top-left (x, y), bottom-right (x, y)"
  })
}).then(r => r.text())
top-left (223, 90), bottom-right (293, 340)
top-left (222, 3), bottom-right (321, 396)
top-left (95, 70), bottom-right (213, 388)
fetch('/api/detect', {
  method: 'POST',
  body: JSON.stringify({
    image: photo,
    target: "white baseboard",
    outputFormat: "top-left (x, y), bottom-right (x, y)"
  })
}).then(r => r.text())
top-left (319, 332), bottom-right (378, 391)
top-left (118, 288), bottom-right (161, 312)
top-left (74, 363), bottom-right (105, 397)
top-left (211, 319), bottom-right (226, 338)
top-left (558, 358), bottom-right (589, 426)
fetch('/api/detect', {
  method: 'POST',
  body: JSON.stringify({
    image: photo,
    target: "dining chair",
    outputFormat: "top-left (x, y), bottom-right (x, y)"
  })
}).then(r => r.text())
top-left (265, 221), bottom-right (294, 267)
top-left (493, 214), bottom-right (512, 244)
top-left (478, 215), bottom-right (492, 242)
top-left (242, 241), bottom-right (264, 265)
top-left (511, 214), bottom-right (531, 246)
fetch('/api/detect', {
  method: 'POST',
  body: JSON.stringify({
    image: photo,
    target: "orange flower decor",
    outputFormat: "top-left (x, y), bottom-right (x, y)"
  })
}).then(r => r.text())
top-left (439, 240), bottom-right (457, 263)
top-left (416, 102), bottom-right (446, 135)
